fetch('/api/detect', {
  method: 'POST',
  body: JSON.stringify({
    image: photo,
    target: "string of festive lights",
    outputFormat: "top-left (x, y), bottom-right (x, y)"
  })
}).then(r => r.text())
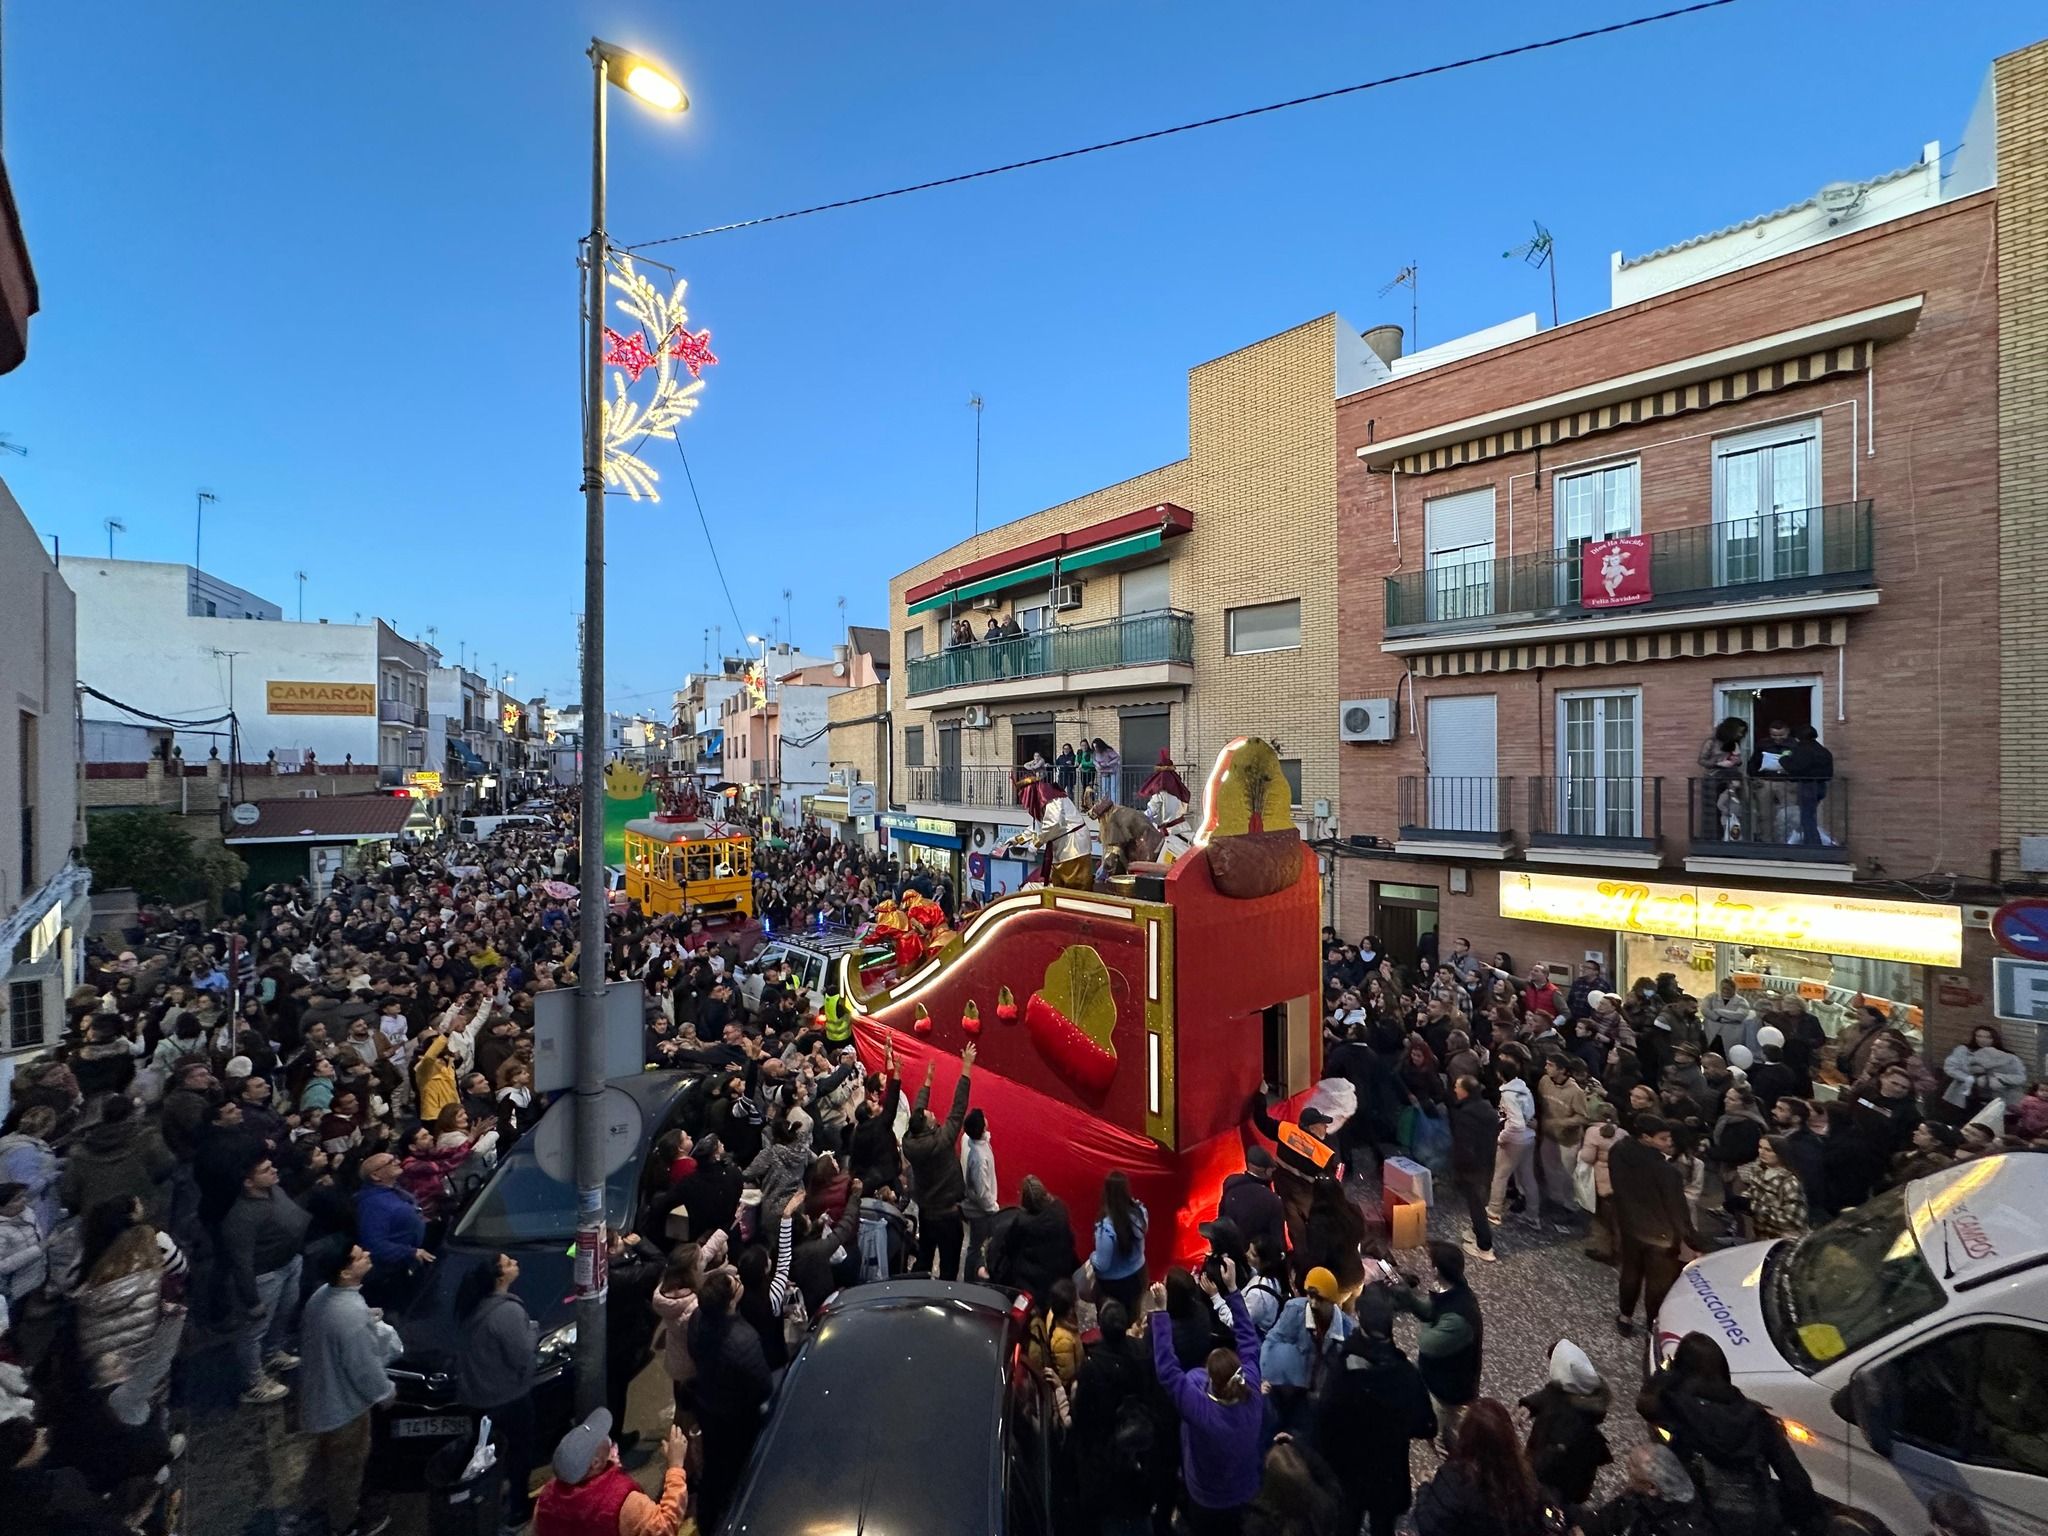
top-left (622, 0), bottom-right (1741, 248)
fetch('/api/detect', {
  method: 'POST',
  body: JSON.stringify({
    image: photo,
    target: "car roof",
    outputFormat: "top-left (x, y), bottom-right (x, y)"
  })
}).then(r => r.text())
top-left (723, 1280), bottom-right (1016, 1532)
top-left (1908, 1152), bottom-right (2048, 1288)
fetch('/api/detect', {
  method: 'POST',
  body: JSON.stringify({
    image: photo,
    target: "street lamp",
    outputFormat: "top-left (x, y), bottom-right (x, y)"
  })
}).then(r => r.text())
top-left (575, 34), bottom-right (687, 1420)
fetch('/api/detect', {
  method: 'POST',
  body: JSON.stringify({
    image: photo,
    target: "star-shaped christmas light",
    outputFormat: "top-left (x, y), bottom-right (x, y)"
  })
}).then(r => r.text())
top-left (666, 325), bottom-right (719, 378)
top-left (603, 326), bottom-right (658, 382)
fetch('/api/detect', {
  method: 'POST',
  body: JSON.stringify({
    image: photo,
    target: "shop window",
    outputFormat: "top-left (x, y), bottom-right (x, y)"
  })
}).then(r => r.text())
top-left (903, 727), bottom-right (925, 768)
top-left (7, 978), bottom-right (45, 1052)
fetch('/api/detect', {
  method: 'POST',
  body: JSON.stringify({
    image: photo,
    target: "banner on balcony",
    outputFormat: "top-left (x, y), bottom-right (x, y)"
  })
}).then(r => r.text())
top-left (1581, 535), bottom-right (1652, 609)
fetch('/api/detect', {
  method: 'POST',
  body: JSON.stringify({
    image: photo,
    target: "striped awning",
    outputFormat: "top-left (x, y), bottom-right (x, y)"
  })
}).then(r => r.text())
top-left (1392, 342), bottom-right (1872, 478)
top-left (1059, 528), bottom-right (1163, 574)
top-left (907, 558), bottom-right (1058, 616)
top-left (1408, 615), bottom-right (1850, 678)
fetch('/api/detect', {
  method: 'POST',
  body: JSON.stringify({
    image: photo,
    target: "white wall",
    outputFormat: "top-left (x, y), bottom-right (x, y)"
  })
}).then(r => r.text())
top-left (70, 557), bottom-right (383, 765)
top-left (0, 480), bottom-right (79, 911)
top-left (777, 683), bottom-right (836, 795)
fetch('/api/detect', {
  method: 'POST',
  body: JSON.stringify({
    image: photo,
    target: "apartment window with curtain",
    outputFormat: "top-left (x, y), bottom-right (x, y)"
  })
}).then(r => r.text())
top-left (1225, 599), bottom-right (1301, 655)
top-left (1423, 487), bottom-right (1496, 622)
top-left (1554, 462), bottom-right (1639, 605)
top-left (1713, 420), bottom-right (1821, 585)
top-left (8, 979), bottom-right (46, 1052)
top-left (903, 627), bottom-right (925, 661)
top-left (1556, 690), bottom-right (1641, 837)
top-left (1279, 758), bottom-right (1304, 808)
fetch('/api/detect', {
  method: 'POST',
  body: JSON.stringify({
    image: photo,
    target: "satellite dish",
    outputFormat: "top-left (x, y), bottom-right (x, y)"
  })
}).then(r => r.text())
top-left (832, 662), bottom-right (846, 677)
top-left (1817, 181), bottom-right (1865, 218)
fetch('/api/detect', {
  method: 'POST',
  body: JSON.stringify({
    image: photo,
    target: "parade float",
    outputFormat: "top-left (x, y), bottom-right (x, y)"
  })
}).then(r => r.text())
top-left (847, 737), bottom-right (1322, 1270)
top-left (619, 772), bottom-right (756, 922)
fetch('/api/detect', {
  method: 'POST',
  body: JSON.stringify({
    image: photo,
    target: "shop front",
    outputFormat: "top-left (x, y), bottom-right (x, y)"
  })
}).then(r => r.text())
top-left (1499, 871), bottom-right (1962, 1049)
top-left (881, 812), bottom-right (965, 903)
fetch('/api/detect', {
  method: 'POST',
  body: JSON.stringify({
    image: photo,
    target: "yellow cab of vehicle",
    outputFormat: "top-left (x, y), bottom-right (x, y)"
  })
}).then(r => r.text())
top-left (622, 811), bottom-right (754, 921)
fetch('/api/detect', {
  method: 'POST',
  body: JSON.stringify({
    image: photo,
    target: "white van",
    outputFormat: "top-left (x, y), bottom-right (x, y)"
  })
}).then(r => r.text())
top-left (1650, 1154), bottom-right (2048, 1534)
top-left (457, 813), bottom-right (553, 840)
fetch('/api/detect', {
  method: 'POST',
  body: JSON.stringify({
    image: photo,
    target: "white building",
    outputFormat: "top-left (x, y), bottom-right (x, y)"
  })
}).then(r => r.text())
top-left (0, 480), bottom-right (86, 1096)
top-left (69, 558), bottom-right (433, 781)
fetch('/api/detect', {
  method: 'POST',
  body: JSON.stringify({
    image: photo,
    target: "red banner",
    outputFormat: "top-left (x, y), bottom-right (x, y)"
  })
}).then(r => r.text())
top-left (1581, 534), bottom-right (1652, 608)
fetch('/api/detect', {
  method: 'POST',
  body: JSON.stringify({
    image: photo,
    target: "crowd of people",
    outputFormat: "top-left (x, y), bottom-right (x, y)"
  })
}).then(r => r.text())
top-left (0, 788), bottom-right (2019, 1536)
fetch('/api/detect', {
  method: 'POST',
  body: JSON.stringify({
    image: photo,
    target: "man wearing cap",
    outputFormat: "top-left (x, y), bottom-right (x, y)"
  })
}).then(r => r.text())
top-left (533, 1409), bottom-right (690, 1536)
top-left (1566, 957), bottom-right (1613, 1022)
top-left (1261, 1265), bottom-right (1354, 1437)
top-left (1247, 1090), bottom-right (1344, 1184)
top-left (1218, 1147), bottom-right (1287, 1259)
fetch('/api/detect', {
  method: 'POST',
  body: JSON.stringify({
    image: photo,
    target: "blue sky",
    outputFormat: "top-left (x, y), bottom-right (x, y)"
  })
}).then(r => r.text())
top-left (2, 1), bottom-right (2032, 710)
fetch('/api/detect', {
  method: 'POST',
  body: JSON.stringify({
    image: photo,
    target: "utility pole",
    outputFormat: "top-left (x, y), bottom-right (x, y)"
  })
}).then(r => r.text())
top-left (294, 570), bottom-right (308, 622)
top-left (194, 488), bottom-right (218, 570)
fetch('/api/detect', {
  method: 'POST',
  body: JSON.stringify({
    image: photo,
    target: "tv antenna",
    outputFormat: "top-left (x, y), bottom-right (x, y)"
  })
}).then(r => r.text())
top-left (1504, 221), bottom-right (1558, 328)
top-left (1379, 264), bottom-right (1418, 348)
top-left (104, 518), bottom-right (126, 558)
top-left (0, 434), bottom-right (27, 458)
top-left (968, 393), bottom-right (985, 540)
top-left (194, 488), bottom-right (219, 569)
top-left (294, 570), bottom-right (308, 622)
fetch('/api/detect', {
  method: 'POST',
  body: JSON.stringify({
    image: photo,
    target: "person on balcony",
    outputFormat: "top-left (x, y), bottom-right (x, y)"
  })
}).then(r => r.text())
top-left (1782, 725), bottom-right (1836, 847)
top-left (1055, 742), bottom-right (1078, 795)
top-left (1092, 738), bottom-right (1123, 804)
top-left (1747, 719), bottom-right (1799, 844)
top-left (949, 617), bottom-right (974, 649)
top-left (1696, 717), bottom-right (1749, 840)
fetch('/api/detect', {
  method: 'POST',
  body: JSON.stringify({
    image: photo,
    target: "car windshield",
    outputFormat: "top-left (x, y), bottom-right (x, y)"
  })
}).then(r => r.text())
top-left (452, 1141), bottom-right (640, 1247)
top-left (1763, 1184), bottom-right (1947, 1372)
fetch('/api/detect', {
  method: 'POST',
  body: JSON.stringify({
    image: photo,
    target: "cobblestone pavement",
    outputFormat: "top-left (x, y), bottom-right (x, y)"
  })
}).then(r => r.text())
top-left (174, 1191), bottom-right (1688, 1535)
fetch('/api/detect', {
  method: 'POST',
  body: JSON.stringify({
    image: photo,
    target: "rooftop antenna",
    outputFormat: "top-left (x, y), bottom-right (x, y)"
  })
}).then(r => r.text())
top-left (294, 570), bottom-right (308, 622)
top-left (194, 488), bottom-right (219, 570)
top-left (782, 588), bottom-right (794, 649)
top-left (968, 392), bottom-right (984, 542)
top-left (836, 595), bottom-right (847, 638)
top-left (104, 518), bottom-right (126, 558)
top-left (702, 627), bottom-right (710, 671)
top-left (1379, 264), bottom-right (1418, 349)
top-left (425, 624), bottom-right (439, 654)
top-left (0, 434), bottom-right (27, 458)
top-left (1504, 221), bottom-right (1558, 328)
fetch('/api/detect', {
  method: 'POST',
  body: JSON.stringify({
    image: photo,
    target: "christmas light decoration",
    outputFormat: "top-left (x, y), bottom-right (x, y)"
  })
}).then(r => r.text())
top-left (600, 255), bottom-right (713, 502)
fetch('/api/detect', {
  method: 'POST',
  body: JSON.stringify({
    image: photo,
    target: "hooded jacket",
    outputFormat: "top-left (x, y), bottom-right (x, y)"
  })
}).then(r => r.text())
top-left (1311, 1327), bottom-right (1435, 1520)
top-left (58, 1117), bottom-right (176, 1224)
top-left (1517, 1345), bottom-right (1612, 1506)
top-left (1640, 1377), bottom-right (1814, 1536)
top-left (456, 1289), bottom-right (539, 1408)
top-left (1151, 1292), bottom-right (1264, 1512)
top-left (901, 1072), bottom-right (972, 1217)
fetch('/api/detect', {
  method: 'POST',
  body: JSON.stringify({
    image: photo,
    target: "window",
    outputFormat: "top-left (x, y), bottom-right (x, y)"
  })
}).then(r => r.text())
top-left (1556, 690), bottom-right (1640, 837)
top-left (1424, 487), bottom-right (1496, 622)
top-left (1225, 599), bottom-right (1301, 655)
top-left (903, 726), bottom-right (925, 768)
top-left (1120, 562), bottom-right (1171, 616)
top-left (903, 627), bottom-right (925, 662)
top-left (7, 978), bottom-right (45, 1052)
top-left (1554, 462), bottom-right (1639, 605)
top-left (18, 711), bottom-right (37, 883)
top-left (1764, 1184), bottom-right (1945, 1371)
top-left (1713, 420), bottom-right (1820, 584)
top-left (1883, 1325), bottom-right (2048, 1479)
top-left (1424, 694), bottom-right (1499, 833)
top-left (1279, 757), bottom-right (1303, 808)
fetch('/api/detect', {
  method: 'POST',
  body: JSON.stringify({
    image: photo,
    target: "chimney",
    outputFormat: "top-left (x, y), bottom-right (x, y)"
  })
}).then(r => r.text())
top-left (1363, 325), bottom-right (1404, 366)
top-left (833, 643), bottom-right (850, 669)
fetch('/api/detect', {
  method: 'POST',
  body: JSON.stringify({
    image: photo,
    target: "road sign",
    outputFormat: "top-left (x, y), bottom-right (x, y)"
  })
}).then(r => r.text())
top-left (1992, 957), bottom-right (2048, 1025)
top-left (230, 802), bottom-right (260, 827)
top-left (531, 1084), bottom-right (643, 1184)
top-left (1991, 898), bottom-right (2048, 960)
top-left (531, 983), bottom-right (647, 1094)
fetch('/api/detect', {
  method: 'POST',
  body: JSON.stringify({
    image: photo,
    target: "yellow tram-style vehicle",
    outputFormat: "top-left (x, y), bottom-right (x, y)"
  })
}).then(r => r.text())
top-left (622, 815), bottom-right (755, 921)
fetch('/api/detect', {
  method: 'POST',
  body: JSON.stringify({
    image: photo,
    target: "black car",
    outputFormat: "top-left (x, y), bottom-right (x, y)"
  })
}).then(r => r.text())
top-left (719, 1279), bottom-right (1066, 1535)
top-left (368, 1070), bottom-right (693, 1484)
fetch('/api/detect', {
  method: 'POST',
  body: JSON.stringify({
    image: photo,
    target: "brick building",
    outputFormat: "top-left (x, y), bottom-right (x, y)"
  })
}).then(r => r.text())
top-left (885, 315), bottom-right (1369, 906)
top-left (1333, 46), bottom-right (2046, 1066)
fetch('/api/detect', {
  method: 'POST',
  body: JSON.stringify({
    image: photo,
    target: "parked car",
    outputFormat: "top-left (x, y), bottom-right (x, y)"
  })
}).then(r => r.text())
top-left (718, 1279), bottom-right (1062, 1534)
top-left (368, 1070), bottom-right (694, 1486)
top-left (457, 813), bottom-right (554, 839)
top-left (1650, 1153), bottom-right (2048, 1534)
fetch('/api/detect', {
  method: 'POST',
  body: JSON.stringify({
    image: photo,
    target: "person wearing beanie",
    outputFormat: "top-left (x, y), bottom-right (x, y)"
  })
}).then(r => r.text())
top-left (1259, 1265), bottom-right (1354, 1437)
top-left (1314, 1284), bottom-right (1436, 1536)
top-left (1517, 1338), bottom-right (1613, 1507)
top-left (532, 1408), bottom-right (689, 1536)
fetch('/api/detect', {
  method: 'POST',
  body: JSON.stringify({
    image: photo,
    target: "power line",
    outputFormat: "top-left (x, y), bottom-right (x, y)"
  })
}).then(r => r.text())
top-left (623, 0), bottom-right (1741, 249)
top-left (674, 435), bottom-right (748, 639)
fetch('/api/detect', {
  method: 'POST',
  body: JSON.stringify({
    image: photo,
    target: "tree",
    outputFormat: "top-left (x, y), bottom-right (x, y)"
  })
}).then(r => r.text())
top-left (83, 809), bottom-right (249, 916)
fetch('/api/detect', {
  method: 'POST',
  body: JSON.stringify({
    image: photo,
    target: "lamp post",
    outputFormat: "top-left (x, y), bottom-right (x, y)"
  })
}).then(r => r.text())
top-left (576, 36), bottom-right (687, 1420)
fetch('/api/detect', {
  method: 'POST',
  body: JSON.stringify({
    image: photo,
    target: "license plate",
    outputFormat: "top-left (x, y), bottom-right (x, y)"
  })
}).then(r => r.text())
top-left (392, 1415), bottom-right (470, 1440)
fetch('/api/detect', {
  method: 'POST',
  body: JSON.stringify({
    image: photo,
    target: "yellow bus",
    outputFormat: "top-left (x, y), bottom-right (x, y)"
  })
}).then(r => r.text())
top-left (621, 816), bottom-right (755, 921)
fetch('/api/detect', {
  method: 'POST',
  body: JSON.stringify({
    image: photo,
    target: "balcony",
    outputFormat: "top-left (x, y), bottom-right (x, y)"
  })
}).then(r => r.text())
top-left (1395, 775), bottom-right (1514, 854)
top-left (1685, 776), bottom-right (1851, 873)
top-left (1526, 775), bottom-right (1665, 868)
top-left (379, 699), bottom-right (425, 728)
top-left (1383, 502), bottom-right (1875, 639)
top-left (906, 761), bottom-right (1205, 818)
top-left (905, 609), bottom-right (1195, 702)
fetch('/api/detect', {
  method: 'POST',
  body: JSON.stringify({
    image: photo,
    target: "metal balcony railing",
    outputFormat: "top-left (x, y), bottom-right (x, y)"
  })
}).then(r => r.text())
top-left (1686, 775), bottom-right (1849, 860)
top-left (1396, 775), bottom-right (1513, 843)
top-left (378, 699), bottom-right (424, 727)
top-left (906, 761), bottom-right (1202, 813)
top-left (1384, 502), bottom-right (1875, 633)
top-left (906, 609), bottom-right (1194, 696)
top-left (1527, 775), bottom-right (1663, 850)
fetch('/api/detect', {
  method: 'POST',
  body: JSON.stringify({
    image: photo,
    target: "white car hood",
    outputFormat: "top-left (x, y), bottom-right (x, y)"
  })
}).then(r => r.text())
top-left (1652, 1243), bottom-right (1782, 1374)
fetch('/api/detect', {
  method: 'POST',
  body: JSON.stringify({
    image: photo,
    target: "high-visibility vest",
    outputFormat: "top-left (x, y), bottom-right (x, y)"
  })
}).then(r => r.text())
top-left (822, 993), bottom-right (852, 1044)
top-left (1276, 1121), bottom-right (1338, 1174)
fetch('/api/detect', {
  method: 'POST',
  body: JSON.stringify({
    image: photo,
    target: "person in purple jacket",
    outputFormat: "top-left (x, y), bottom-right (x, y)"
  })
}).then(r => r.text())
top-left (1147, 1256), bottom-right (1264, 1534)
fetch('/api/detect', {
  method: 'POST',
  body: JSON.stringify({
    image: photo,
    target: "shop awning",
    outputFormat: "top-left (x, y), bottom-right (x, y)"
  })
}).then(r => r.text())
top-left (450, 741), bottom-right (486, 773)
top-left (907, 558), bottom-right (1058, 617)
top-left (903, 502), bottom-right (1194, 613)
top-left (1057, 528), bottom-right (1163, 574)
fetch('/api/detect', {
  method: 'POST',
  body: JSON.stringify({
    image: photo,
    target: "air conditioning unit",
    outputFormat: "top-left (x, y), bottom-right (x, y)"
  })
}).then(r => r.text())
top-left (973, 596), bottom-right (1002, 612)
top-left (1048, 583), bottom-right (1083, 612)
top-left (963, 705), bottom-right (992, 729)
top-left (1339, 698), bottom-right (1394, 743)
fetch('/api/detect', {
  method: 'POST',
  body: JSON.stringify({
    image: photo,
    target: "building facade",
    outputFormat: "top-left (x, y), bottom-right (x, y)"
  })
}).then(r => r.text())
top-left (887, 316), bottom-right (1364, 905)
top-left (0, 480), bottom-right (85, 1080)
top-left (1333, 73), bottom-right (2034, 1066)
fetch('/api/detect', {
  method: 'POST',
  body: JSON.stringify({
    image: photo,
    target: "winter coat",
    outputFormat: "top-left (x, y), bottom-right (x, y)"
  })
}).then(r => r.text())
top-left (0, 1133), bottom-right (60, 1231)
top-left (1090, 1203), bottom-right (1148, 1282)
top-left (1746, 1163), bottom-right (1808, 1238)
top-left (1218, 1171), bottom-right (1286, 1257)
top-left (1641, 1377), bottom-right (1815, 1536)
top-left (1027, 1311), bottom-right (1083, 1385)
top-left (1711, 1109), bottom-right (1769, 1170)
top-left (74, 1265), bottom-right (165, 1387)
top-left (649, 1283), bottom-right (703, 1385)
top-left (456, 1290), bottom-right (539, 1409)
top-left (1535, 1075), bottom-right (1589, 1147)
top-left (1311, 1332), bottom-right (1435, 1525)
top-left (687, 1306), bottom-right (771, 1423)
top-left (1518, 1378), bottom-right (1612, 1506)
top-left (1151, 1292), bottom-right (1263, 1512)
top-left (1448, 1093), bottom-right (1499, 1184)
top-left (1394, 1280), bottom-right (1483, 1407)
top-left (959, 1135), bottom-right (999, 1219)
top-left (1941, 1044), bottom-right (2027, 1110)
top-left (0, 1211), bottom-right (46, 1302)
top-left (1700, 994), bottom-right (1755, 1051)
top-left (902, 1073), bottom-right (972, 1217)
top-left (1609, 1135), bottom-right (1698, 1251)
top-left (1579, 1122), bottom-right (1623, 1198)
top-left (668, 1157), bottom-right (743, 1242)
top-left (1259, 1296), bottom-right (1354, 1391)
top-left (989, 1198), bottom-right (1078, 1297)
top-left (58, 1118), bottom-right (176, 1225)
top-left (743, 1133), bottom-right (812, 1215)
top-left (1410, 1460), bottom-right (1553, 1536)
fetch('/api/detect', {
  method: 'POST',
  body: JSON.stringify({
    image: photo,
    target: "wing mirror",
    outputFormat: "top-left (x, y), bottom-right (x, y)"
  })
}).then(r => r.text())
top-left (1831, 1372), bottom-right (1895, 1458)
